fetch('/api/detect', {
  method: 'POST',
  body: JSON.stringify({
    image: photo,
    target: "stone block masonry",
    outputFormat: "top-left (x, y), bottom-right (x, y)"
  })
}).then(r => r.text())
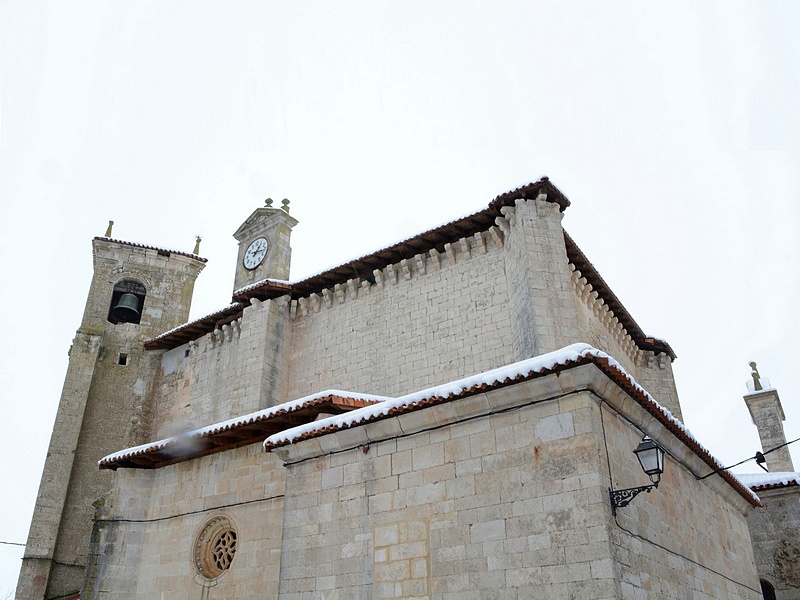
top-left (747, 485), bottom-right (800, 600)
top-left (286, 227), bottom-right (515, 400)
top-left (83, 444), bottom-right (286, 599)
top-left (271, 365), bottom-right (761, 599)
top-left (17, 238), bottom-right (205, 600)
top-left (138, 192), bottom-right (685, 469)
top-left (150, 295), bottom-right (291, 437)
top-left (24, 181), bottom-right (711, 600)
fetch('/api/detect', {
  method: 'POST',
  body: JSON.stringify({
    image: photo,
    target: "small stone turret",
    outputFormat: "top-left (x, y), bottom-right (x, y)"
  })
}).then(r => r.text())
top-left (743, 362), bottom-right (795, 473)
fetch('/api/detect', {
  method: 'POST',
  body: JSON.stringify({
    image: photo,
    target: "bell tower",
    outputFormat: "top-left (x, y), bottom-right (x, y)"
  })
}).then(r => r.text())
top-left (232, 198), bottom-right (298, 292)
top-left (744, 362), bottom-right (795, 473)
top-left (17, 228), bottom-right (206, 600)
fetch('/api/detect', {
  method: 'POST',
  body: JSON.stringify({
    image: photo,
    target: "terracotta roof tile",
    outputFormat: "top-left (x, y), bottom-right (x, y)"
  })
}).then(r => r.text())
top-left (736, 472), bottom-right (800, 491)
top-left (264, 345), bottom-right (757, 507)
top-left (144, 177), bottom-right (674, 359)
top-left (98, 392), bottom-right (385, 470)
top-left (144, 303), bottom-right (245, 350)
top-left (95, 236), bottom-right (208, 263)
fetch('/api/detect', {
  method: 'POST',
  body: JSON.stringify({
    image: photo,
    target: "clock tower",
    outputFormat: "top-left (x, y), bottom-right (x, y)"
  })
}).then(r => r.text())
top-left (232, 198), bottom-right (299, 292)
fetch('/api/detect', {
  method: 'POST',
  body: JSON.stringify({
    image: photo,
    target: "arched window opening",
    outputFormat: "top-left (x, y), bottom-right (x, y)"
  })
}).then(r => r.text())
top-left (107, 280), bottom-right (146, 325)
top-left (760, 579), bottom-right (776, 600)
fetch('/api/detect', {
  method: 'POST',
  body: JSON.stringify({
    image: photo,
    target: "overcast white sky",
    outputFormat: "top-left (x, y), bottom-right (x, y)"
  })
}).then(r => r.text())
top-left (1, 1), bottom-right (799, 594)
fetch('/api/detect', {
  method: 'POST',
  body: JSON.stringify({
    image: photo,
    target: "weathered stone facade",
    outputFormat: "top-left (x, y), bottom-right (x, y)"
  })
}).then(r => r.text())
top-left (17, 238), bottom-right (206, 600)
top-left (744, 385), bottom-right (795, 474)
top-left (17, 178), bottom-right (784, 599)
top-left (85, 444), bottom-right (285, 598)
top-left (137, 187), bottom-right (682, 445)
top-left (268, 365), bottom-right (758, 600)
top-left (77, 359), bottom-right (762, 599)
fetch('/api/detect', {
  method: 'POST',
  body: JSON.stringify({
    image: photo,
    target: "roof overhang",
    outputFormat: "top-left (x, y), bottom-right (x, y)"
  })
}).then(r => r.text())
top-left (98, 393), bottom-right (383, 470)
top-left (144, 178), bottom-right (675, 358)
top-left (736, 472), bottom-right (800, 492)
top-left (264, 344), bottom-right (755, 507)
top-left (100, 343), bottom-right (755, 507)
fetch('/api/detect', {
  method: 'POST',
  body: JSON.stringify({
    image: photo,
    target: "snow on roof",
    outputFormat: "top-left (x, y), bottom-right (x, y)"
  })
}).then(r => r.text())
top-left (95, 236), bottom-right (207, 262)
top-left (743, 386), bottom-right (777, 397)
top-left (265, 343), bottom-right (598, 448)
top-left (233, 278), bottom-right (292, 297)
top-left (98, 389), bottom-right (390, 466)
top-left (736, 472), bottom-right (800, 489)
top-left (231, 207), bottom-right (487, 298)
top-left (148, 302), bottom-right (244, 342)
top-left (98, 342), bottom-right (758, 506)
top-left (263, 343), bottom-right (760, 506)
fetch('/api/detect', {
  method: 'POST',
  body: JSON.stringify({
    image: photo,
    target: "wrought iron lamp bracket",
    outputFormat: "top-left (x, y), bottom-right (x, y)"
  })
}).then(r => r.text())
top-left (609, 481), bottom-right (659, 516)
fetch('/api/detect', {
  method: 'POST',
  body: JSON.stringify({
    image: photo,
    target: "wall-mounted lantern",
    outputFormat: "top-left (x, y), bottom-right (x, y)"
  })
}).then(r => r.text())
top-left (609, 436), bottom-right (665, 515)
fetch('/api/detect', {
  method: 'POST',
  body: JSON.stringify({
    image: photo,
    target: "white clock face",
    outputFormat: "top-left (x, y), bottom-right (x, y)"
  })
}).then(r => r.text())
top-left (243, 237), bottom-right (269, 270)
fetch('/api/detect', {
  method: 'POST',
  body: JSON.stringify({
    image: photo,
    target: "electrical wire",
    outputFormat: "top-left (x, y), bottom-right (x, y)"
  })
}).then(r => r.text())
top-left (696, 436), bottom-right (800, 480)
top-left (280, 388), bottom-right (586, 467)
top-left (598, 401), bottom-right (761, 595)
top-left (612, 514), bottom-right (761, 594)
top-left (586, 389), bottom-right (701, 478)
top-left (94, 494), bottom-right (284, 524)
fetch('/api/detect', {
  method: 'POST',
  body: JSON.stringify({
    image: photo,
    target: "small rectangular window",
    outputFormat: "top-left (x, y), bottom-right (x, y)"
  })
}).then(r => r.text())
top-left (118, 353), bottom-right (128, 366)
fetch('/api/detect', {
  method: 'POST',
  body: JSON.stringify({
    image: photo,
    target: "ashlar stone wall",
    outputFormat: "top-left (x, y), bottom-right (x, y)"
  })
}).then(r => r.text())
top-left (18, 239), bottom-right (205, 600)
top-left (148, 297), bottom-right (291, 439)
top-left (498, 199), bottom-right (583, 361)
top-left (602, 401), bottom-right (759, 599)
top-left (569, 264), bottom-right (682, 420)
top-left (271, 364), bottom-right (759, 600)
top-left (143, 195), bottom-right (684, 450)
top-left (285, 228), bottom-right (515, 400)
top-left (83, 443), bottom-right (285, 599)
top-left (275, 383), bottom-right (613, 600)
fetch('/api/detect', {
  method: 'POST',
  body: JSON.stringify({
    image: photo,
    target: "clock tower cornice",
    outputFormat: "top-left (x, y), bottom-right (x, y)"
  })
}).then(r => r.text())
top-left (233, 198), bottom-right (298, 242)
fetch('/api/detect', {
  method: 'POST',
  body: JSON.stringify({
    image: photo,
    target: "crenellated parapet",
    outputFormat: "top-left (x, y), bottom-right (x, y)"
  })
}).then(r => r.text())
top-left (205, 316), bottom-right (242, 349)
top-left (568, 260), bottom-right (682, 419)
top-left (570, 263), bottom-right (639, 364)
top-left (287, 227), bottom-right (505, 320)
top-left (150, 294), bottom-right (293, 439)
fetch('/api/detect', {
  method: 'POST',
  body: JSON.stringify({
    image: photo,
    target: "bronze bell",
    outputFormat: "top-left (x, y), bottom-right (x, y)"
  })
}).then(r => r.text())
top-left (112, 293), bottom-right (140, 322)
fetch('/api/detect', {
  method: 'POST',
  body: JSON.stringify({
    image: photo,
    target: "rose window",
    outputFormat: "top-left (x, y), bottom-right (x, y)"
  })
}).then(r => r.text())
top-left (194, 516), bottom-right (237, 580)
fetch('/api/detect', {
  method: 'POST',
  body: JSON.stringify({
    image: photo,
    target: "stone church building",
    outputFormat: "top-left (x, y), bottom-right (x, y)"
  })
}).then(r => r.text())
top-left (16, 178), bottom-right (799, 599)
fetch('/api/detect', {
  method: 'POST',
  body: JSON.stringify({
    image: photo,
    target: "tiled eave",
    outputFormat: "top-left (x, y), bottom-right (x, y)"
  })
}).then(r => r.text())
top-left (99, 394), bottom-right (380, 470)
top-left (563, 231), bottom-right (676, 360)
top-left (94, 236), bottom-right (208, 263)
top-left (144, 303), bottom-right (247, 350)
top-left (738, 472), bottom-right (800, 491)
top-left (751, 480), bottom-right (799, 491)
top-left (233, 177), bottom-right (567, 304)
top-left (264, 352), bottom-right (757, 508)
top-left (143, 177), bottom-right (674, 359)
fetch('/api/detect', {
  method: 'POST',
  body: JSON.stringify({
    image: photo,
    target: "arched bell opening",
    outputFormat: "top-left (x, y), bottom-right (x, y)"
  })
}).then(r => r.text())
top-left (107, 280), bottom-right (146, 324)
